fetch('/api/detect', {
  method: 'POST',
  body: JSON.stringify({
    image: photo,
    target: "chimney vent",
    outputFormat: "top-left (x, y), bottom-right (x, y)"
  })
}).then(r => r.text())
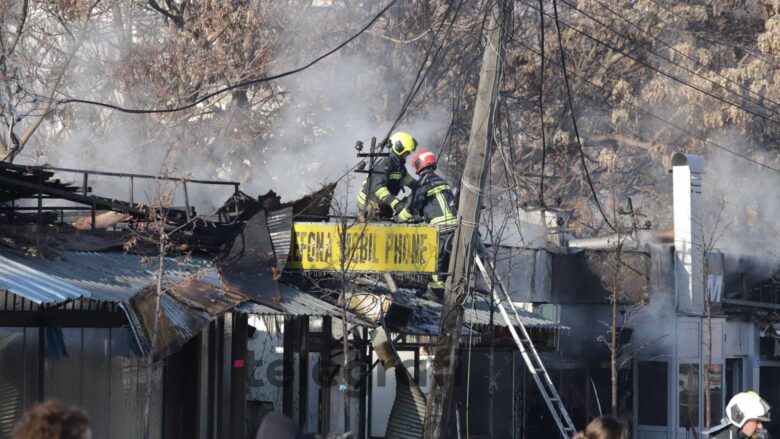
top-left (672, 152), bottom-right (704, 312)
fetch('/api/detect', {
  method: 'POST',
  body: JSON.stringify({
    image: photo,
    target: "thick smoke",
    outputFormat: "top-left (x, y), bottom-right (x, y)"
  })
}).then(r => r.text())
top-left (701, 129), bottom-right (780, 277)
top-left (260, 52), bottom-right (450, 212)
top-left (19, 4), bottom-right (451, 216)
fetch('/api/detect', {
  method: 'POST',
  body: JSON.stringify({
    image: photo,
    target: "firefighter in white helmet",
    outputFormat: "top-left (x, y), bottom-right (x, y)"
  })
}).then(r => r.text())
top-left (706, 391), bottom-right (771, 438)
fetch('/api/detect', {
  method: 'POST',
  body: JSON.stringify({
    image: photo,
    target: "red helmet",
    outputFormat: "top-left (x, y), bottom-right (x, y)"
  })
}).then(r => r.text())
top-left (412, 149), bottom-right (437, 175)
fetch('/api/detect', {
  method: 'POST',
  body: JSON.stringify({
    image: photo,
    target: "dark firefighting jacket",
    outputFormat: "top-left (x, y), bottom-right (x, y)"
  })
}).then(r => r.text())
top-left (396, 171), bottom-right (457, 228)
top-left (357, 154), bottom-right (416, 211)
top-left (706, 423), bottom-right (758, 439)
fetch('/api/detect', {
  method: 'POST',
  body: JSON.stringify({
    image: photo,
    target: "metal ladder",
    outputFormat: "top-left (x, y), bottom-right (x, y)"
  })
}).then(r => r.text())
top-left (474, 253), bottom-right (577, 439)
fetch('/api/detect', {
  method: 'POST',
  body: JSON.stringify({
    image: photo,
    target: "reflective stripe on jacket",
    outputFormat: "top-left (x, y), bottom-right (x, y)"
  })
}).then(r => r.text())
top-left (357, 154), bottom-right (415, 209)
top-left (397, 171), bottom-right (457, 227)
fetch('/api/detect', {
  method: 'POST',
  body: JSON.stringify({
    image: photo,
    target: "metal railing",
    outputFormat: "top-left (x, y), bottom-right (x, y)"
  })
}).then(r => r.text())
top-left (0, 161), bottom-right (240, 230)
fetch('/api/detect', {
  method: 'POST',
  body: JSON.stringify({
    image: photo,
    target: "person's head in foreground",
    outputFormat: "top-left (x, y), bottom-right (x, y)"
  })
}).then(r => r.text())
top-left (11, 400), bottom-right (91, 439)
top-left (572, 415), bottom-right (628, 439)
top-left (726, 391), bottom-right (771, 437)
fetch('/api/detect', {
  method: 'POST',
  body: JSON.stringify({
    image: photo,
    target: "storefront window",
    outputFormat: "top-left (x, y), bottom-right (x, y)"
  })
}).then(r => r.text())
top-left (708, 364), bottom-right (723, 425)
top-left (638, 361), bottom-right (668, 426)
top-left (679, 364), bottom-right (699, 428)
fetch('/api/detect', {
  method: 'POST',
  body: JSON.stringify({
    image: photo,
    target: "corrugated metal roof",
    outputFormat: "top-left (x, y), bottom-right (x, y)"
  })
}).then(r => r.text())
top-left (237, 283), bottom-right (372, 325)
top-left (0, 249), bottom-right (231, 361)
top-left (128, 287), bottom-right (213, 360)
top-left (0, 248), bottom-right (562, 344)
top-left (385, 367), bottom-right (426, 438)
top-left (463, 296), bottom-right (563, 329)
top-left (390, 288), bottom-right (564, 332)
top-left (0, 250), bottom-right (217, 304)
top-left (267, 207), bottom-right (293, 270)
top-left (0, 249), bottom-right (371, 323)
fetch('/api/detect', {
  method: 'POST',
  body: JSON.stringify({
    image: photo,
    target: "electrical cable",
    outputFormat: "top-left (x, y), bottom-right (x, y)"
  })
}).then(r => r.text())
top-left (551, 0), bottom-right (617, 232)
top-left (589, 0), bottom-right (780, 110)
top-left (384, 0), bottom-right (470, 138)
top-left (43, 0), bottom-right (400, 114)
top-left (437, 72), bottom-right (468, 161)
top-left (395, 10), bottom-right (488, 124)
top-left (487, 0), bottom-right (530, 248)
top-left (537, 0), bottom-right (547, 208)
top-left (642, 0), bottom-right (780, 70)
top-left (304, 0), bottom-right (469, 219)
top-left (510, 35), bottom-right (780, 174)
top-left (561, 0), bottom-right (780, 120)
top-left (497, 103), bottom-right (528, 247)
top-left (518, 0), bottom-right (780, 132)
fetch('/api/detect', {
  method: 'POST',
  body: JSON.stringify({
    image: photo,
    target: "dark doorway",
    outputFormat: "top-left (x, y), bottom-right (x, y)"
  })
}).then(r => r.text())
top-left (725, 358), bottom-right (743, 401)
top-left (164, 335), bottom-right (202, 439)
top-left (759, 366), bottom-right (780, 439)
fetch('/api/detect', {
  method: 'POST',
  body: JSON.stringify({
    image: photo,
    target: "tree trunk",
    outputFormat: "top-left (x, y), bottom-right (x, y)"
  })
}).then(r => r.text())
top-left (144, 239), bottom-right (166, 439)
top-left (339, 220), bottom-right (351, 433)
top-left (610, 244), bottom-right (621, 416)
top-left (704, 255), bottom-right (712, 428)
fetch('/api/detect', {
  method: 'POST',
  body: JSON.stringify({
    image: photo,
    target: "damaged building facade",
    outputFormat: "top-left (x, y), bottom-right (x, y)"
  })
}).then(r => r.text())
top-left (0, 161), bottom-right (565, 438)
top-left (1, 151), bottom-right (776, 439)
top-left (490, 153), bottom-right (780, 438)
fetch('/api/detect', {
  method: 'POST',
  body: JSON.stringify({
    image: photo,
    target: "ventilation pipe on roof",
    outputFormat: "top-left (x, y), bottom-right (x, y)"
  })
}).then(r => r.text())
top-left (567, 229), bottom-right (674, 250)
top-left (672, 152), bottom-right (704, 313)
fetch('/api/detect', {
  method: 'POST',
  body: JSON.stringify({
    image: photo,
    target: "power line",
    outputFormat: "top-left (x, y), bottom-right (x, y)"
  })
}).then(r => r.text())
top-left (550, 0), bottom-right (616, 232)
top-left (517, 0), bottom-right (780, 132)
top-left (45, 0), bottom-right (400, 115)
top-left (254, 0), bottom-right (464, 202)
top-left (585, 0), bottom-right (780, 110)
top-left (642, 0), bottom-right (780, 71)
top-left (336, 0), bottom-right (470, 200)
top-left (562, 0), bottom-right (780, 120)
top-left (537, 0), bottom-right (548, 207)
top-left (510, 33), bottom-right (780, 174)
top-left (385, 0), bottom-right (469, 138)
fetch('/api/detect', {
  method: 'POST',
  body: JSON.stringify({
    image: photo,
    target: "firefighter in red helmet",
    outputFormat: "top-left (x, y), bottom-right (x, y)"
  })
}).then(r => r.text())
top-left (395, 148), bottom-right (457, 300)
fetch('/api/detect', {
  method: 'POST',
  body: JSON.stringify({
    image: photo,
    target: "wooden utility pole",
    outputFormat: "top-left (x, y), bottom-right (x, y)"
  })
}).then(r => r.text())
top-left (423, 1), bottom-right (511, 437)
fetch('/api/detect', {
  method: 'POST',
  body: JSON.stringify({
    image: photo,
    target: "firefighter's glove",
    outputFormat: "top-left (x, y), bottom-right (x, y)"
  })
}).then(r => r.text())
top-left (392, 199), bottom-right (405, 215)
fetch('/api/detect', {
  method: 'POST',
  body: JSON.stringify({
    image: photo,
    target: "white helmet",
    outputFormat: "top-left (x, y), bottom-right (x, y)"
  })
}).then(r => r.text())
top-left (726, 391), bottom-right (771, 428)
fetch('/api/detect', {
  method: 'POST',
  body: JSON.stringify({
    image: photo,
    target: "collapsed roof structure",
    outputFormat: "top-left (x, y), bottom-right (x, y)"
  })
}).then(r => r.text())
top-left (0, 162), bottom-right (563, 438)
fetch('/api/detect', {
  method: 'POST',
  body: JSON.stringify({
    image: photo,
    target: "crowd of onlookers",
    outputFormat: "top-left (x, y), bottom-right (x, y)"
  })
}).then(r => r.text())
top-left (8, 390), bottom-right (772, 439)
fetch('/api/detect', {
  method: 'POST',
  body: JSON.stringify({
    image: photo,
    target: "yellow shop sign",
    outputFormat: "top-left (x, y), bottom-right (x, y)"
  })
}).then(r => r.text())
top-left (286, 222), bottom-right (439, 273)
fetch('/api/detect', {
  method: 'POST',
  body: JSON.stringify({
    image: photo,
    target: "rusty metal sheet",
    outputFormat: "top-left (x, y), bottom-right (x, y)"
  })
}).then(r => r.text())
top-left (73, 211), bottom-right (133, 230)
top-left (215, 190), bottom-right (262, 222)
top-left (347, 293), bottom-right (412, 327)
top-left (0, 225), bottom-right (129, 252)
top-left (255, 183), bottom-right (336, 219)
top-left (236, 282), bottom-right (374, 326)
top-left (369, 326), bottom-right (426, 438)
top-left (385, 366), bottom-right (427, 438)
top-left (128, 285), bottom-right (212, 361)
top-left (217, 210), bottom-right (281, 309)
top-left (282, 182), bottom-right (336, 219)
top-left (257, 190), bottom-right (283, 210)
top-left (168, 277), bottom-right (245, 315)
